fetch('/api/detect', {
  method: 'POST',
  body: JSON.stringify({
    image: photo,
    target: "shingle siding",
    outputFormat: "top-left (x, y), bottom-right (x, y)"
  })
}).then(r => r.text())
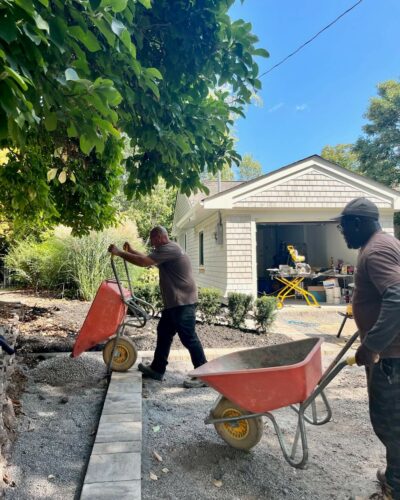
top-left (234, 169), bottom-right (392, 208)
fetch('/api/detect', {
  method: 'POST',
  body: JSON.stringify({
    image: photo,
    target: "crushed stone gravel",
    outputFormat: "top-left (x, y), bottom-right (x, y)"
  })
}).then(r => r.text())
top-left (30, 354), bottom-right (107, 385)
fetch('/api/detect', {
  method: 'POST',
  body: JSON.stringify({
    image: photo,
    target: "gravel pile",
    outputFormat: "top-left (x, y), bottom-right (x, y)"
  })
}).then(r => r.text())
top-left (31, 353), bottom-right (107, 385)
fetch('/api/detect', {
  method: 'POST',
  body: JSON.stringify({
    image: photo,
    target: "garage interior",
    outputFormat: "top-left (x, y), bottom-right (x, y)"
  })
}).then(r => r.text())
top-left (256, 222), bottom-right (356, 295)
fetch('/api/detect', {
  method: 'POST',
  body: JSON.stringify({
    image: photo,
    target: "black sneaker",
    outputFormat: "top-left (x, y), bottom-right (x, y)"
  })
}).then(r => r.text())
top-left (138, 362), bottom-right (164, 381)
top-left (183, 377), bottom-right (207, 388)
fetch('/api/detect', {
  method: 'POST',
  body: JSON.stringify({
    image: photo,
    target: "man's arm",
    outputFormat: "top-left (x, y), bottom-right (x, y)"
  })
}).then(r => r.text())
top-left (108, 244), bottom-right (156, 268)
top-left (362, 283), bottom-right (400, 353)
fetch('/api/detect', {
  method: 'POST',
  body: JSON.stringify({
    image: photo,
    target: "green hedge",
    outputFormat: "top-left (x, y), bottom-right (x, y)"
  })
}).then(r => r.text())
top-left (254, 295), bottom-right (277, 333)
top-left (198, 287), bottom-right (222, 325)
top-left (227, 292), bottom-right (253, 329)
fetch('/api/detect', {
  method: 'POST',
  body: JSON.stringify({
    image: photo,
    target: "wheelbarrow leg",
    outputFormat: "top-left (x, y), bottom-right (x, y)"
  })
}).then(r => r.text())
top-left (336, 314), bottom-right (348, 338)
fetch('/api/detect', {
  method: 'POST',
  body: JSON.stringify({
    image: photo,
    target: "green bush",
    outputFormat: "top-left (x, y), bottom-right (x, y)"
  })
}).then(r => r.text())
top-left (227, 292), bottom-right (253, 329)
top-left (5, 221), bottom-right (145, 300)
top-left (133, 268), bottom-right (162, 313)
top-left (198, 287), bottom-right (221, 325)
top-left (5, 236), bottom-right (70, 291)
top-left (254, 295), bottom-right (277, 333)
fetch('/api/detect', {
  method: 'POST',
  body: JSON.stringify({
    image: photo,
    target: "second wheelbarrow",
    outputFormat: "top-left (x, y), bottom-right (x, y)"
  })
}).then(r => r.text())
top-left (71, 255), bottom-right (155, 372)
top-left (191, 332), bottom-right (359, 468)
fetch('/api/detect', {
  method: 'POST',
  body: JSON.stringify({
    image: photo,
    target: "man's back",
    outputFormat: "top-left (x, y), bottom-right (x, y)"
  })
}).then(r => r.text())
top-left (149, 241), bottom-right (197, 309)
top-left (353, 231), bottom-right (400, 357)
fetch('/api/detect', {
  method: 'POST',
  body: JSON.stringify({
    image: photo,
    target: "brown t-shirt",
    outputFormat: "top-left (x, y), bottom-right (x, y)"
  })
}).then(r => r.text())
top-left (352, 231), bottom-right (400, 358)
top-left (149, 241), bottom-right (197, 310)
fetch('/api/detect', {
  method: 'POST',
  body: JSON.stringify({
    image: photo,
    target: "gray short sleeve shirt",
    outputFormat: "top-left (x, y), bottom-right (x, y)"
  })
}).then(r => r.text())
top-left (149, 241), bottom-right (198, 309)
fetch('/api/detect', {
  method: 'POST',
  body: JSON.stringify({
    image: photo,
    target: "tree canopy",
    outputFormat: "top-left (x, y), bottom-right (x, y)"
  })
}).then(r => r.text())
top-left (321, 144), bottom-right (359, 172)
top-left (0, 0), bottom-right (268, 235)
top-left (354, 80), bottom-right (400, 187)
top-left (237, 153), bottom-right (262, 180)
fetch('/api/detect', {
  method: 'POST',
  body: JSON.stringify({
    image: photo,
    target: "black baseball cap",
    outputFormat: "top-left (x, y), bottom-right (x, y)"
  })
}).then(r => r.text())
top-left (332, 197), bottom-right (380, 221)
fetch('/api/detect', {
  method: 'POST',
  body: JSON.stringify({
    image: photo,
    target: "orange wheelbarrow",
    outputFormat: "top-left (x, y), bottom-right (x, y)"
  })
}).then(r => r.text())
top-left (71, 256), bottom-right (155, 372)
top-left (191, 331), bottom-right (359, 468)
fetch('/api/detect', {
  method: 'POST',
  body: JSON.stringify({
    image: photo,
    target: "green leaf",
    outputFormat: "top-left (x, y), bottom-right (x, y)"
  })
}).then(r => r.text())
top-left (65, 68), bottom-right (79, 81)
top-left (120, 29), bottom-right (136, 58)
top-left (33, 13), bottom-right (50, 33)
top-left (15, 0), bottom-right (35, 15)
top-left (138, 0), bottom-right (151, 8)
top-left (58, 170), bottom-right (67, 184)
top-left (47, 168), bottom-right (58, 182)
top-left (146, 67), bottom-right (163, 80)
top-left (80, 134), bottom-right (95, 154)
top-left (44, 111), bottom-right (57, 131)
top-left (67, 123), bottom-right (78, 137)
top-left (100, 0), bottom-right (128, 13)
top-left (146, 80), bottom-right (160, 99)
top-left (0, 18), bottom-right (18, 43)
top-left (70, 172), bottom-right (76, 183)
top-left (253, 48), bottom-right (269, 58)
top-left (69, 26), bottom-right (102, 52)
top-left (4, 67), bottom-right (29, 91)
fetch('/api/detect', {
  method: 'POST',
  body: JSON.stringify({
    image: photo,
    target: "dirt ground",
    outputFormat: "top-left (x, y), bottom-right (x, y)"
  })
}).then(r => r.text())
top-left (0, 290), bottom-right (386, 499)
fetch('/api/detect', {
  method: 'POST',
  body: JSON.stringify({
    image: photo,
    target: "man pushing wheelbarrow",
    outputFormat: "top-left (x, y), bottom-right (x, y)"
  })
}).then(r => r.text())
top-left (108, 225), bottom-right (208, 389)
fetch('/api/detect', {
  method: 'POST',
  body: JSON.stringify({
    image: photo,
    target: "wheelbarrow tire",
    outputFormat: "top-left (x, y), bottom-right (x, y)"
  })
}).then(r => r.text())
top-left (213, 397), bottom-right (263, 451)
top-left (102, 337), bottom-right (137, 372)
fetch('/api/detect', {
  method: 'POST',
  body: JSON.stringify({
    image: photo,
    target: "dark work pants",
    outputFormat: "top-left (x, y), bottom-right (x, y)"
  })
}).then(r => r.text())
top-left (367, 359), bottom-right (400, 500)
top-left (150, 304), bottom-right (207, 375)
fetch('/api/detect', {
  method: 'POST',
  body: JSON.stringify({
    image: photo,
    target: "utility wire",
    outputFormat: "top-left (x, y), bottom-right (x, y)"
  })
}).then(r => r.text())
top-left (259, 0), bottom-right (364, 78)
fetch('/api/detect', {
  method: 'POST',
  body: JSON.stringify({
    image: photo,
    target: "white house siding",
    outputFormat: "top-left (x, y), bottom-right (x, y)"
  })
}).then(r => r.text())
top-left (225, 215), bottom-right (254, 296)
top-left (234, 169), bottom-right (393, 209)
top-left (172, 194), bottom-right (191, 233)
top-left (190, 213), bottom-right (227, 295)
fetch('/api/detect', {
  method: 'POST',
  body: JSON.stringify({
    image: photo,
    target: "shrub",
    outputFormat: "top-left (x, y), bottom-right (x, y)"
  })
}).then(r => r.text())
top-left (5, 220), bottom-right (145, 300)
top-left (254, 295), bottom-right (277, 333)
top-left (227, 292), bottom-right (253, 329)
top-left (5, 236), bottom-right (70, 291)
top-left (198, 287), bottom-right (222, 324)
top-left (130, 267), bottom-right (161, 313)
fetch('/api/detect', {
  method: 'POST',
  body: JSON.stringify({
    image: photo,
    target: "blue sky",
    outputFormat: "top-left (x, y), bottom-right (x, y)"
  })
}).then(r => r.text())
top-left (229, 0), bottom-right (400, 173)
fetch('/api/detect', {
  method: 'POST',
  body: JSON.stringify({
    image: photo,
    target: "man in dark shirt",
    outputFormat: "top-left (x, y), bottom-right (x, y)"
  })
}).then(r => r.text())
top-left (334, 197), bottom-right (400, 500)
top-left (108, 226), bottom-right (208, 388)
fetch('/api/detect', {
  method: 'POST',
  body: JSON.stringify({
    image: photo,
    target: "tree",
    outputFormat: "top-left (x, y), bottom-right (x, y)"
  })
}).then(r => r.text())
top-left (202, 162), bottom-right (234, 181)
top-left (354, 80), bottom-right (400, 187)
top-left (321, 144), bottom-right (359, 172)
top-left (119, 180), bottom-right (176, 242)
top-left (237, 154), bottom-right (262, 180)
top-left (0, 0), bottom-right (268, 234)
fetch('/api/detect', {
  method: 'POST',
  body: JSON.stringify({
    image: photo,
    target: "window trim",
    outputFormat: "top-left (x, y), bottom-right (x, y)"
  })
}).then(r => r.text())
top-left (199, 231), bottom-right (204, 267)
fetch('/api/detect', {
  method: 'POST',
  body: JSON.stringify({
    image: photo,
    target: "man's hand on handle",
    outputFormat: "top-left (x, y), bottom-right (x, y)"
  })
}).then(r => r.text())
top-left (355, 343), bottom-right (380, 366)
top-left (108, 244), bottom-right (121, 257)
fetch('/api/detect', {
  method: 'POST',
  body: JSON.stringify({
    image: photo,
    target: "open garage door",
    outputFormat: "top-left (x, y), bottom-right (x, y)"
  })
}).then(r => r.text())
top-left (256, 222), bottom-right (356, 294)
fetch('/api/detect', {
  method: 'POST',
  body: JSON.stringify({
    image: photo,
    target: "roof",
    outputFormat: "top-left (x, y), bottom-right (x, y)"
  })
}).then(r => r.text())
top-left (188, 180), bottom-right (243, 206)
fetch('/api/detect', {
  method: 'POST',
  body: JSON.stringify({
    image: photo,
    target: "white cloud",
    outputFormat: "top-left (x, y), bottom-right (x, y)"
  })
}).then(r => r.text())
top-left (268, 102), bottom-right (284, 113)
top-left (295, 104), bottom-right (308, 112)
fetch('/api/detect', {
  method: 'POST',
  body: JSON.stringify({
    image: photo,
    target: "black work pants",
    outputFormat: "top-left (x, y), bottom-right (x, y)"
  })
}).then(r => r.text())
top-left (368, 359), bottom-right (400, 500)
top-left (150, 304), bottom-right (207, 375)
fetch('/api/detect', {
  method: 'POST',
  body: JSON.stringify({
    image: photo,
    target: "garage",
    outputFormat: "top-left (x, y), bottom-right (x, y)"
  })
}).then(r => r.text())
top-left (256, 221), bottom-right (355, 294)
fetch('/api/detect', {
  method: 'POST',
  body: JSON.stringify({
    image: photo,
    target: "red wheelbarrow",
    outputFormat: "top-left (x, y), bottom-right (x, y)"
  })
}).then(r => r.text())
top-left (71, 256), bottom-right (155, 372)
top-left (191, 332), bottom-right (359, 468)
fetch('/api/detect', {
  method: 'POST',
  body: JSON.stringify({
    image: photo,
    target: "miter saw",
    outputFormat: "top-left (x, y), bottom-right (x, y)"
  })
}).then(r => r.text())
top-left (287, 245), bottom-right (311, 276)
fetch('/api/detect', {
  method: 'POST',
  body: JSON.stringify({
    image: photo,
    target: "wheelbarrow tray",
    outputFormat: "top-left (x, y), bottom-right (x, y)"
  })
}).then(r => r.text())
top-left (71, 280), bottom-right (130, 358)
top-left (190, 337), bottom-right (323, 414)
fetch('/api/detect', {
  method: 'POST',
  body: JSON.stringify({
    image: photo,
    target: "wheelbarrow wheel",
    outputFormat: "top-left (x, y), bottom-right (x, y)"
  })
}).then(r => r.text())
top-left (102, 337), bottom-right (137, 372)
top-left (213, 397), bottom-right (263, 451)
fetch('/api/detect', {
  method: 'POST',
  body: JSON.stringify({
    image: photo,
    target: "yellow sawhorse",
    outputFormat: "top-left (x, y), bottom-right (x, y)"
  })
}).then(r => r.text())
top-left (275, 275), bottom-right (320, 309)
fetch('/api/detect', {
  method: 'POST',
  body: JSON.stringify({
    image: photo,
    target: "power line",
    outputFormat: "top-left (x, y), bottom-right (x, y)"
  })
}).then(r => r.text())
top-left (259, 0), bottom-right (364, 78)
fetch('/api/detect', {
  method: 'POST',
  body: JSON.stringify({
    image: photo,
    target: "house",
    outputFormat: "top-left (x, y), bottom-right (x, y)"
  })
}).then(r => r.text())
top-left (172, 155), bottom-right (400, 298)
